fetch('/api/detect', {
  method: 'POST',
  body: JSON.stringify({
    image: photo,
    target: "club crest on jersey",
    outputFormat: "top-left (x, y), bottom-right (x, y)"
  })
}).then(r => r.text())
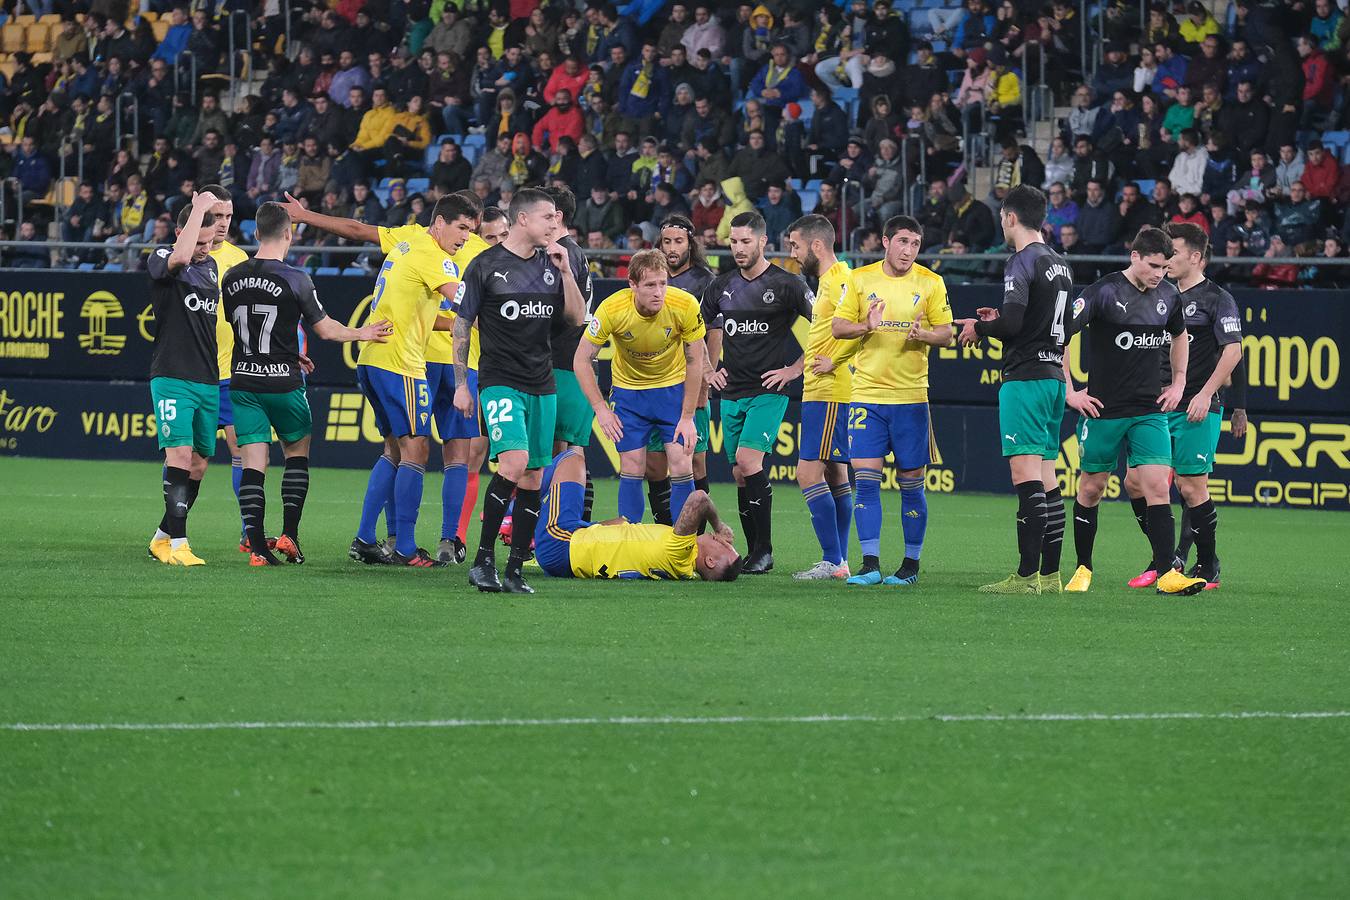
top-left (543, 268), bottom-right (556, 285)
top-left (1185, 302), bottom-right (1197, 317)
top-left (761, 290), bottom-right (775, 304)
top-left (621, 330), bottom-right (634, 340)
top-left (1156, 300), bottom-right (1168, 315)
top-left (663, 327), bottom-right (672, 338)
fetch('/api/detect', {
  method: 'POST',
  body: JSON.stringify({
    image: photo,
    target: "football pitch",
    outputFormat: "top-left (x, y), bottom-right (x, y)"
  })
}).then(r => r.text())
top-left (2, 456), bottom-right (1348, 898)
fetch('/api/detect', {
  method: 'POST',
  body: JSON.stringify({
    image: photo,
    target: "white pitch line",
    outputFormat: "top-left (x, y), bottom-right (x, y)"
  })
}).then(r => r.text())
top-left (3, 710), bottom-right (1349, 734)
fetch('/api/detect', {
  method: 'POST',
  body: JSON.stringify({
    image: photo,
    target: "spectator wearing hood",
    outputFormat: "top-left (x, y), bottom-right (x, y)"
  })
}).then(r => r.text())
top-left (683, 5), bottom-right (726, 59)
top-left (716, 176), bottom-right (757, 244)
top-left (858, 43), bottom-right (901, 129)
top-left (740, 5), bottom-right (778, 89)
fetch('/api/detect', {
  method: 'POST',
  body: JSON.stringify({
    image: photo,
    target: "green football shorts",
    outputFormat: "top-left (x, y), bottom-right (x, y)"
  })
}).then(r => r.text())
top-left (646, 403), bottom-right (711, 454)
top-left (150, 377), bottom-right (219, 457)
top-left (1077, 413), bottom-right (1172, 473)
top-left (230, 388), bottom-right (313, 446)
top-left (719, 393), bottom-right (789, 464)
top-left (1168, 409), bottom-right (1223, 475)
top-left (552, 368), bottom-right (594, 447)
top-left (481, 385), bottom-right (558, 470)
top-left (998, 378), bottom-right (1066, 459)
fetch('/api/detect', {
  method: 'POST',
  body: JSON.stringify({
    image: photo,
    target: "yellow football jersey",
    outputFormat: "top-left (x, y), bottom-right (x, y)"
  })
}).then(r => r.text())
top-left (837, 261), bottom-right (952, 405)
top-left (802, 260), bottom-right (859, 402)
top-left (567, 523), bottom-right (699, 579)
top-left (584, 286), bottom-right (706, 390)
top-left (425, 231), bottom-right (487, 369)
top-left (211, 240), bottom-right (251, 381)
top-left (357, 224), bottom-right (461, 378)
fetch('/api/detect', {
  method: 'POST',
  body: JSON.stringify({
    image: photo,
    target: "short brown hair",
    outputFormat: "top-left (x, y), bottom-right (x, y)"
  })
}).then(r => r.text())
top-left (176, 205), bottom-right (216, 230)
top-left (627, 248), bottom-right (669, 284)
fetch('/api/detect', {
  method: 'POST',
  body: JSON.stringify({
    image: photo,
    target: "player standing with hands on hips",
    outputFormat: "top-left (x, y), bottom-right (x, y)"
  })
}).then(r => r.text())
top-left (956, 184), bottom-right (1074, 595)
top-left (454, 189), bottom-right (588, 594)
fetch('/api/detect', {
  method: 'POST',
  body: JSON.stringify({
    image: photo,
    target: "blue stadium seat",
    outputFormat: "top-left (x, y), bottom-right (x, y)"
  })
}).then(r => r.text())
top-left (78, 262), bottom-right (95, 270)
top-left (315, 266), bottom-right (341, 276)
top-left (104, 263), bottom-right (123, 272)
top-left (375, 187), bottom-right (391, 205)
top-left (342, 266), bottom-right (366, 276)
top-left (406, 177), bottom-right (430, 193)
top-left (424, 143), bottom-right (444, 170)
top-left (239, 220), bottom-right (257, 242)
top-left (805, 178), bottom-right (823, 192)
top-left (796, 98), bottom-right (814, 125)
top-left (1134, 179), bottom-right (1156, 197)
top-left (1321, 130), bottom-right (1350, 157)
top-left (462, 143), bottom-right (482, 165)
top-left (462, 133), bottom-right (487, 149)
top-left (378, 177), bottom-right (395, 189)
top-left (799, 189), bottom-right (819, 213)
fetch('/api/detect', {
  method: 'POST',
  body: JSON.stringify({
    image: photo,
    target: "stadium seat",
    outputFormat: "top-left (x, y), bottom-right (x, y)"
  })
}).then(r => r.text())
top-left (152, 20), bottom-right (169, 40)
top-left (406, 177), bottom-right (429, 193)
top-left (24, 22), bottom-right (48, 52)
top-left (805, 178), bottom-right (822, 192)
top-left (12, 14), bottom-right (35, 26)
top-left (1134, 179), bottom-right (1156, 198)
top-left (342, 266), bottom-right (365, 275)
top-left (38, 14), bottom-right (61, 25)
top-left (423, 143), bottom-right (443, 170)
top-left (104, 263), bottom-right (123, 272)
top-left (462, 143), bottom-right (481, 165)
top-left (2, 25), bottom-right (27, 55)
top-left (239, 219), bottom-right (257, 242)
top-left (374, 187), bottom-right (391, 204)
top-left (461, 133), bottom-right (486, 149)
top-left (799, 189), bottom-right (819, 213)
top-left (315, 266), bottom-right (341, 276)
top-left (78, 262), bottom-right (95, 271)
top-left (1321, 130), bottom-right (1350, 157)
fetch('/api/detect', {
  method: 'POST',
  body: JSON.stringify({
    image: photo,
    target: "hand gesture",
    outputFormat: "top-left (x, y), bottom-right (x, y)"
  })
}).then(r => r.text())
top-left (1230, 408), bottom-right (1248, 439)
top-left (706, 367), bottom-right (727, 391)
top-left (810, 354), bottom-right (836, 375)
top-left (1157, 379), bottom-right (1185, 413)
top-left (956, 317), bottom-right (979, 346)
top-left (544, 241), bottom-right (569, 269)
top-left (976, 306), bottom-right (999, 321)
top-left (190, 190), bottom-right (216, 212)
top-left (906, 319), bottom-right (933, 344)
top-left (357, 317), bottom-right (393, 343)
top-left (453, 383), bottom-right (474, 418)
top-left (713, 522), bottom-right (735, 547)
top-left (279, 191), bottom-right (307, 221)
top-left (1067, 388), bottom-right (1103, 418)
top-left (761, 364), bottom-right (800, 391)
top-left (596, 405), bottom-right (624, 444)
top-left (298, 353), bottom-right (315, 375)
top-left (865, 297), bottom-right (884, 331)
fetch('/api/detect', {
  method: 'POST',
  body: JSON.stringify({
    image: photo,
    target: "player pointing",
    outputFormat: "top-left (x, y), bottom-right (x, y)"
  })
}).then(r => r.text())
top-left (222, 203), bottom-right (393, 565)
top-left (956, 184), bottom-right (1073, 594)
top-left (1062, 226), bottom-right (1207, 595)
top-left (832, 215), bottom-right (953, 586)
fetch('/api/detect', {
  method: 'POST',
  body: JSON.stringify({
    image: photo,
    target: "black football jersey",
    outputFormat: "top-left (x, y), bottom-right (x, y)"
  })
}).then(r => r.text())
top-left (999, 242), bottom-right (1074, 381)
top-left (459, 243), bottom-right (568, 394)
top-left (1070, 271), bottom-right (1186, 418)
top-left (147, 246), bottom-right (220, 384)
top-left (223, 258), bottom-right (328, 393)
top-left (701, 264), bottom-right (813, 400)
top-left (550, 234), bottom-right (596, 371)
top-left (1174, 278), bottom-right (1243, 412)
top-left (670, 263), bottom-right (715, 299)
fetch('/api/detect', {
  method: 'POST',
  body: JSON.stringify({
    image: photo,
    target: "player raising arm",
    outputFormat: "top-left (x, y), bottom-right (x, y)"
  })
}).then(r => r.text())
top-left (453, 189), bottom-right (587, 594)
top-left (223, 203), bottom-right (392, 566)
top-left (832, 215), bottom-right (953, 587)
top-left (785, 214), bottom-right (858, 580)
top-left (574, 249), bottom-right (708, 524)
top-left (145, 193), bottom-right (221, 567)
top-left (956, 184), bottom-right (1073, 595)
top-left (1061, 226), bottom-right (1207, 596)
top-left (532, 449), bottom-right (743, 581)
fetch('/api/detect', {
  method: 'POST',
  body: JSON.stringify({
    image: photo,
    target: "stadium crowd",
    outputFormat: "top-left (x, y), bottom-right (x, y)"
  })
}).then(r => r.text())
top-left (1, 0), bottom-right (1349, 285)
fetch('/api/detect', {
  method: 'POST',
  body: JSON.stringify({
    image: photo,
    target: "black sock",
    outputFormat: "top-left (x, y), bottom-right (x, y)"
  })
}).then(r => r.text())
top-left (1130, 495), bottom-right (1148, 537)
top-left (238, 468), bottom-right (272, 555)
top-left (896, 556), bottom-right (920, 579)
top-left (1176, 502), bottom-right (1194, 562)
top-left (1072, 501), bottom-right (1098, 570)
top-left (648, 477), bottom-right (673, 526)
top-left (1145, 504), bottom-right (1177, 574)
top-left (862, 554), bottom-right (880, 571)
top-left (281, 457), bottom-right (310, 540)
top-left (1040, 488), bottom-right (1065, 576)
top-left (1015, 480), bottom-right (1047, 577)
top-left (743, 469), bottom-right (772, 554)
top-left (476, 473), bottom-right (516, 567)
top-left (737, 485), bottom-right (758, 552)
top-left (163, 466), bottom-right (191, 539)
top-left (505, 488), bottom-right (540, 576)
top-left (582, 476), bottom-right (595, 521)
top-left (160, 474), bottom-right (202, 533)
top-left (1189, 499), bottom-right (1218, 567)
top-left (694, 477), bottom-right (710, 533)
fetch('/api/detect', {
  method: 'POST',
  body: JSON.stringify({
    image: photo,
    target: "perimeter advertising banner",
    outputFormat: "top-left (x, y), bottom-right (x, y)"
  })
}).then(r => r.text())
top-left (4, 379), bottom-right (1348, 509)
top-left (0, 272), bottom-right (1344, 415)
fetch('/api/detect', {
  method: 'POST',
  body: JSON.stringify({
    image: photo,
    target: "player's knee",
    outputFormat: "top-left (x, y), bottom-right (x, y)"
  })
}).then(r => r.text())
top-left (1077, 475), bottom-right (1106, 505)
top-left (734, 450), bottom-right (763, 475)
top-left (1177, 476), bottom-right (1208, 506)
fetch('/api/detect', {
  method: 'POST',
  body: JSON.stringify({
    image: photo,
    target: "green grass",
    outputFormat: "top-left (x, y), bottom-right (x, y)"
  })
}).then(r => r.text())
top-left (2, 457), bottom-right (1348, 898)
